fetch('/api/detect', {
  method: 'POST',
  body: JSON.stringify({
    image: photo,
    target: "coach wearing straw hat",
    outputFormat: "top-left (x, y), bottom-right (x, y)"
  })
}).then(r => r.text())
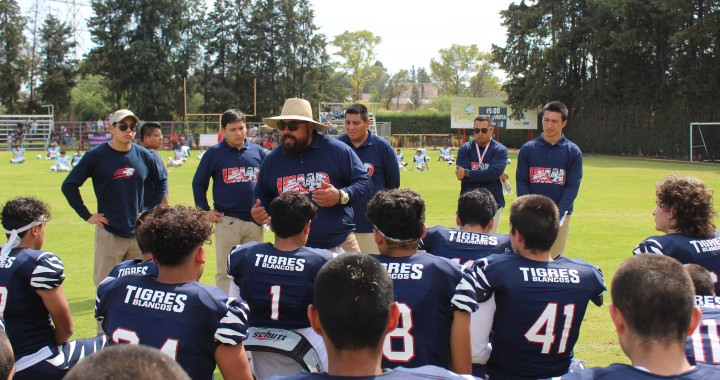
top-left (251, 98), bottom-right (371, 252)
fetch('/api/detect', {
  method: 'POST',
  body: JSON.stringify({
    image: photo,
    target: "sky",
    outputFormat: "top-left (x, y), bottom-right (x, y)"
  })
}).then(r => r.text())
top-left (17, 0), bottom-right (517, 75)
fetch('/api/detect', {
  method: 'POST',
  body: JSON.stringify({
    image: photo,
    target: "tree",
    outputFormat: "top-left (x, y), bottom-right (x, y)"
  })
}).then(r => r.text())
top-left (383, 70), bottom-right (409, 109)
top-left (409, 84), bottom-right (421, 110)
top-left (417, 67), bottom-right (431, 83)
top-left (86, 0), bottom-right (206, 119)
top-left (37, 15), bottom-right (77, 117)
top-left (468, 52), bottom-right (501, 98)
top-left (70, 74), bottom-right (112, 121)
top-left (430, 44), bottom-right (500, 97)
top-left (332, 30), bottom-right (381, 101)
top-left (0, 0), bottom-right (27, 113)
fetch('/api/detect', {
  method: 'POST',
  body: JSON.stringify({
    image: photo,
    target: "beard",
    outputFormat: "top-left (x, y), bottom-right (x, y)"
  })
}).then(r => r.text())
top-left (281, 133), bottom-right (309, 156)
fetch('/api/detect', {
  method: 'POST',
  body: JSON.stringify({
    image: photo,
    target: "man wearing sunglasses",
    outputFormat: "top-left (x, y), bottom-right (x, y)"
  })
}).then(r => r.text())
top-left (455, 115), bottom-right (509, 234)
top-left (62, 109), bottom-right (168, 303)
top-left (253, 98), bottom-right (371, 253)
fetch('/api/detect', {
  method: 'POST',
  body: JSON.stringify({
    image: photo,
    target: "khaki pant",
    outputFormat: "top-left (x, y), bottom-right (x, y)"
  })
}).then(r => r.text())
top-left (93, 226), bottom-right (142, 286)
top-left (331, 232), bottom-right (360, 254)
top-left (489, 207), bottom-right (503, 234)
top-left (215, 216), bottom-right (264, 293)
top-left (550, 215), bottom-right (571, 258)
top-left (354, 232), bottom-right (380, 255)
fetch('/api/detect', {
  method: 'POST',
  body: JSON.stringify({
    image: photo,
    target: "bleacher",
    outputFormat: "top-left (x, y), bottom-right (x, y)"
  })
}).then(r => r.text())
top-left (0, 114), bottom-right (54, 150)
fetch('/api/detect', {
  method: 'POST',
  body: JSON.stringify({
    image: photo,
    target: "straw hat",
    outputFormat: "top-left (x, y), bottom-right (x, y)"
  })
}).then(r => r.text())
top-left (263, 98), bottom-right (329, 132)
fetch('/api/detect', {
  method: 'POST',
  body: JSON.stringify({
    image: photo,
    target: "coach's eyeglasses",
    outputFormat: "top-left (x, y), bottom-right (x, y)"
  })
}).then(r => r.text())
top-left (116, 122), bottom-right (138, 132)
top-left (473, 127), bottom-right (491, 134)
top-left (277, 121), bottom-right (306, 132)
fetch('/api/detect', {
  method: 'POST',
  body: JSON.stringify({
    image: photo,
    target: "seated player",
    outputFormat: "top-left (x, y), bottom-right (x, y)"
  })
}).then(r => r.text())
top-left (167, 154), bottom-right (183, 167)
top-left (95, 205), bottom-right (253, 380)
top-left (197, 147), bottom-right (206, 160)
top-left (559, 255), bottom-right (720, 379)
top-left (281, 252), bottom-right (475, 380)
top-left (472, 194), bottom-right (605, 379)
top-left (633, 175), bottom-right (720, 294)
top-left (413, 149), bottom-right (428, 171)
top-left (0, 197), bottom-right (106, 380)
top-left (46, 143), bottom-right (60, 160)
top-left (684, 263), bottom-right (720, 366)
top-left (70, 150), bottom-right (83, 168)
top-left (438, 145), bottom-right (454, 164)
top-left (396, 148), bottom-right (406, 170)
top-left (419, 188), bottom-right (511, 268)
top-left (227, 192), bottom-right (334, 379)
top-left (10, 146), bottom-right (25, 164)
top-left (49, 151), bottom-right (70, 172)
top-left (0, 330), bottom-right (14, 380)
top-left (367, 189), bottom-right (478, 374)
top-left (65, 344), bottom-right (190, 380)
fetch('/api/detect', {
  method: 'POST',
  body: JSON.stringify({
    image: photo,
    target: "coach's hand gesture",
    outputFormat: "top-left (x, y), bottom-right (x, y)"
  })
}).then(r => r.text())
top-left (87, 213), bottom-right (109, 226)
top-left (313, 180), bottom-right (340, 207)
top-left (251, 200), bottom-right (269, 225)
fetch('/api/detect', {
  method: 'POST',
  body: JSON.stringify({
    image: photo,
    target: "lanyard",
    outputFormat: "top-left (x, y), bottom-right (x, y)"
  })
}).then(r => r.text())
top-left (474, 140), bottom-right (491, 166)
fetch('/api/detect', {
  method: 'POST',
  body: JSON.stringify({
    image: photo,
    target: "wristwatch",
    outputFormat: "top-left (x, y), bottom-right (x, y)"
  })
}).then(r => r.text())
top-left (339, 190), bottom-right (350, 205)
top-left (464, 169), bottom-right (469, 178)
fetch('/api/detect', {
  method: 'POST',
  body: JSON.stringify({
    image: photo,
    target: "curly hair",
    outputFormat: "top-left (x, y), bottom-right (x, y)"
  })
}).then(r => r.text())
top-left (656, 175), bottom-right (716, 238)
top-left (2, 197), bottom-right (50, 239)
top-left (136, 205), bottom-right (212, 267)
top-left (366, 189), bottom-right (425, 250)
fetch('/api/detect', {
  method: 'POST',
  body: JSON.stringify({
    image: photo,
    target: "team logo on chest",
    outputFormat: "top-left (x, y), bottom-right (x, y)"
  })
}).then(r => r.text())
top-left (529, 167), bottom-right (566, 184)
top-left (364, 163), bottom-right (374, 177)
top-left (223, 167), bottom-right (259, 183)
top-left (113, 166), bottom-right (135, 179)
top-left (471, 162), bottom-right (488, 170)
top-left (277, 172), bottom-right (329, 194)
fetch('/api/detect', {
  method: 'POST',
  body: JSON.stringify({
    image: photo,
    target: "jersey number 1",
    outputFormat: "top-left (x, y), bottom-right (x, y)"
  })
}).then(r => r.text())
top-left (524, 303), bottom-right (575, 354)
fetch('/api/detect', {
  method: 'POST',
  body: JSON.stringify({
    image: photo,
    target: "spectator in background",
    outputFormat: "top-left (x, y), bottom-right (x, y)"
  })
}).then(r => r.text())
top-left (30, 120), bottom-right (38, 135)
top-left (10, 146), bottom-right (25, 164)
top-left (139, 122), bottom-right (170, 207)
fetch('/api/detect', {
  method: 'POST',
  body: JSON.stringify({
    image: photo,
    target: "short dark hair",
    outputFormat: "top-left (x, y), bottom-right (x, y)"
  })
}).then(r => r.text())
top-left (0, 330), bottom-right (13, 380)
top-left (366, 189), bottom-right (425, 250)
top-left (313, 253), bottom-right (394, 350)
top-left (2, 197), bottom-right (50, 239)
top-left (656, 175), bottom-right (716, 238)
top-left (509, 195), bottom-right (558, 252)
top-left (542, 101), bottom-right (569, 122)
top-left (457, 189), bottom-right (497, 227)
top-left (344, 103), bottom-right (369, 122)
top-left (612, 255), bottom-right (694, 345)
top-left (136, 205), bottom-right (212, 267)
top-left (685, 264), bottom-right (715, 296)
top-left (140, 122), bottom-right (162, 141)
top-left (221, 109), bottom-right (246, 129)
top-left (65, 344), bottom-right (190, 380)
top-left (269, 192), bottom-right (317, 239)
top-left (60, 151), bottom-right (66, 155)
top-left (473, 114), bottom-right (493, 127)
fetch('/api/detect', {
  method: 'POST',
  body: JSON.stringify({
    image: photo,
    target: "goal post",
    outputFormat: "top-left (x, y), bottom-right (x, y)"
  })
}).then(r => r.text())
top-left (690, 122), bottom-right (720, 162)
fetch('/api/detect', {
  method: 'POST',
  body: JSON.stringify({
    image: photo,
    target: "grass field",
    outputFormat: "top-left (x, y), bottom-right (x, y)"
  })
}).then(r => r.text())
top-left (1, 147), bottom-right (719, 375)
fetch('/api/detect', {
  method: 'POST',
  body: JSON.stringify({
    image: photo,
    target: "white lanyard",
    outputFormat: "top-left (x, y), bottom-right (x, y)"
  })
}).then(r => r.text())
top-left (474, 140), bottom-right (491, 166)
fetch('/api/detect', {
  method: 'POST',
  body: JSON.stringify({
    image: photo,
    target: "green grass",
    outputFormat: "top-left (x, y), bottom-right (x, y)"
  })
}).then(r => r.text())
top-left (1, 147), bottom-right (719, 373)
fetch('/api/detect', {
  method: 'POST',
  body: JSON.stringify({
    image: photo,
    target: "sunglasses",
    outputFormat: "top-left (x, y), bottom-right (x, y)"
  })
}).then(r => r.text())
top-left (277, 121), bottom-right (306, 132)
top-left (116, 122), bottom-right (138, 132)
top-left (473, 127), bottom-right (491, 134)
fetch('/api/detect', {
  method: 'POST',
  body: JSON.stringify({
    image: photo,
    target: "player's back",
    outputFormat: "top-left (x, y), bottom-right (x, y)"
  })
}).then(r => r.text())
top-left (374, 253), bottom-right (477, 370)
top-left (107, 258), bottom-right (159, 279)
top-left (473, 253), bottom-right (605, 380)
top-left (634, 232), bottom-right (720, 294)
top-left (556, 363), bottom-right (720, 379)
top-left (0, 248), bottom-right (64, 357)
top-left (279, 365), bottom-right (477, 380)
top-left (96, 274), bottom-right (249, 380)
top-left (228, 241), bottom-right (334, 329)
top-left (419, 225), bottom-right (511, 268)
top-left (687, 296), bottom-right (720, 365)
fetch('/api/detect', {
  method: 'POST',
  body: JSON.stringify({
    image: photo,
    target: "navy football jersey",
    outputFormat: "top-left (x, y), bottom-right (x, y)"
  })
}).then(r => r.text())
top-left (687, 295), bottom-right (720, 365)
top-left (0, 248), bottom-right (64, 357)
top-left (227, 241), bottom-right (334, 329)
top-left (556, 363), bottom-right (720, 379)
top-left (419, 225), bottom-right (512, 267)
top-left (634, 232), bottom-right (720, 294)
top-left (96, 274), bottom-right (249, 380)
top-left (107, 258), bottom-right (159, 279)
top-left (374, 253), bottom-right (478, 370)
top-left (277, 365), bottom-right (477, 379)
top-left (472, 254), bottom-right (605, 380)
